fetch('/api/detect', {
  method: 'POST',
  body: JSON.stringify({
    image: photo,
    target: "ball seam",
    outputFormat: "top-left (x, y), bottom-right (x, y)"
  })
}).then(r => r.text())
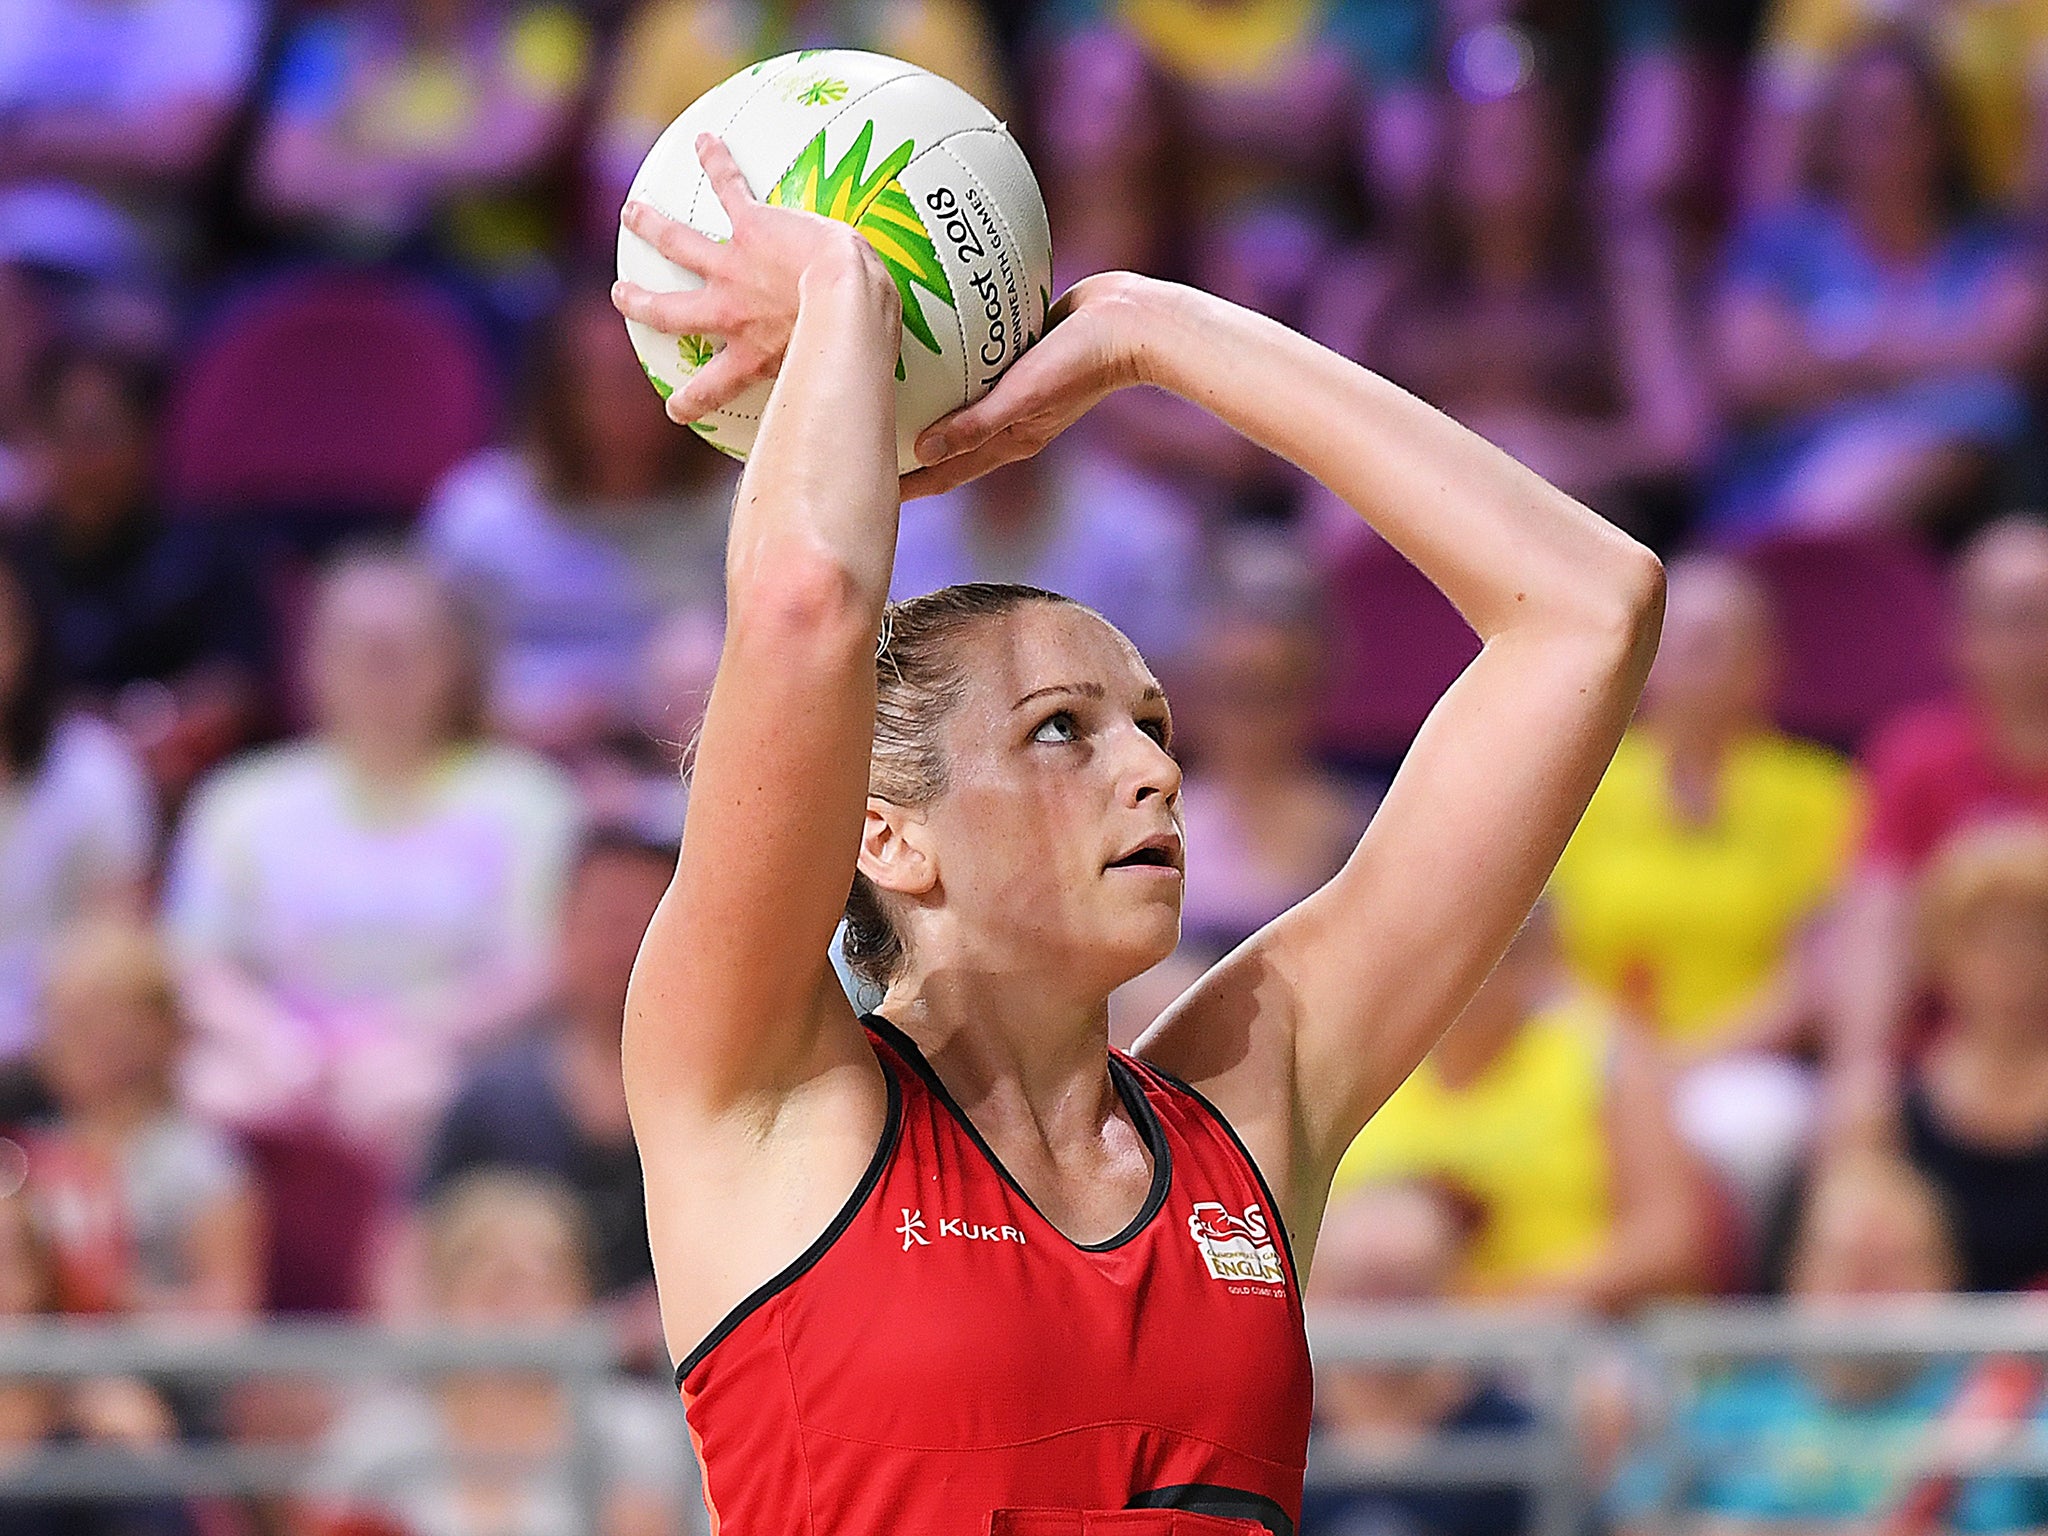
top-left (941, 134), bottom-right (1034, 398)
top-left (680, 54), bottom-right (810, 232)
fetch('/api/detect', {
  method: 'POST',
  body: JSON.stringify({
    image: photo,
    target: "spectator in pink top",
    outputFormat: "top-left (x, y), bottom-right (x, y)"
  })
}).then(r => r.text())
top-left (1862, 518), bottom-right (2048, 869)
top-left (1828, 514), bottom-right (2048, 1137)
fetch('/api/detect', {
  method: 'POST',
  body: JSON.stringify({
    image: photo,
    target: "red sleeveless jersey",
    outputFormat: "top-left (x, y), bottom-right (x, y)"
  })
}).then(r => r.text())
top-left (674, 1015), bottom-right (1315, 1536)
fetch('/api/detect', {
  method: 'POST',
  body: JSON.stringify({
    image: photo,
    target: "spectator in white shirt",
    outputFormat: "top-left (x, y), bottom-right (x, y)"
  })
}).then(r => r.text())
top-left (165, 549), bottom-right (579, 1171)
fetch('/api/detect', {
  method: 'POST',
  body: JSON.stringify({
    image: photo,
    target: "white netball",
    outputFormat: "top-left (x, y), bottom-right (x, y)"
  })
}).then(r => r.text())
top-left (617, 50), bottom-right (1054, 473)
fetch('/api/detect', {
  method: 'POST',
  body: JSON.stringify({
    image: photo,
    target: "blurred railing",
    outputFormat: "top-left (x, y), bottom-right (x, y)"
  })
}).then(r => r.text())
top-left (0, 1318), bottom-right (699, 1530)
top-left (1308, 1295), bottom-right (2048, 1536)
top-left (1308, 1304), bottom-right (1596, 1536)
top-left (1, 1301), bottom-right (2045, 1533)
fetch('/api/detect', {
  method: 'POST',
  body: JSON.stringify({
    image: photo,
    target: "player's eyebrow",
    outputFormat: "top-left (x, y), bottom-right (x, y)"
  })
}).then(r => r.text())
top-left (1012, 682), bottom-right (1166, 710)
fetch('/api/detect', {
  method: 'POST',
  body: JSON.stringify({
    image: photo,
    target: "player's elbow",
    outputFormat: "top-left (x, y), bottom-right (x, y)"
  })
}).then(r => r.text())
top-left (1573, 539), bottom-right (1665, 666)
top-left (1614, 542), bottom-right (1667, 650)
top-left (727, 546), bottom-right (879, 656)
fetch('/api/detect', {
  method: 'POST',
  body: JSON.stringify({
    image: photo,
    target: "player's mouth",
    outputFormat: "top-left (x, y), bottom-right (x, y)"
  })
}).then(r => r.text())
top-left (1104, 832), bottom-right (1184, 877)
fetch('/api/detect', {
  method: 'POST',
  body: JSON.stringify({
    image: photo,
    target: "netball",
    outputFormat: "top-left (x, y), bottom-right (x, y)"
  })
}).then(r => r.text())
top-left (616, 49), bottom-right (1052, 472)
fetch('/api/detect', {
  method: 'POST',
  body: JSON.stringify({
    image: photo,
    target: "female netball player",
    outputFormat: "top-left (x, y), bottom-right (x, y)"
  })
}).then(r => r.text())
top-left (610, 134), bottom-right (1663, 1536)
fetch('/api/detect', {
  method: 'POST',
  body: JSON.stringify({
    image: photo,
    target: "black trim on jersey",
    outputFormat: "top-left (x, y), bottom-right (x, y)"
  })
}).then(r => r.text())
top-left (1139, 1061), bottom-right (1302, 1291)
top-left (1127, 1483), bottom-right (1295, 1536)
top-left (672, 1051), bottom-right (903, 1388)
top-left (862, 1013), bottom-right (1172, 1253)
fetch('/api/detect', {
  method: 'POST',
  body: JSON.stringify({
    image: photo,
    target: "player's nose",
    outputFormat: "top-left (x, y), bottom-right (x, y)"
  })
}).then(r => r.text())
top-left (1124, 724), bottom-right (1182, 809)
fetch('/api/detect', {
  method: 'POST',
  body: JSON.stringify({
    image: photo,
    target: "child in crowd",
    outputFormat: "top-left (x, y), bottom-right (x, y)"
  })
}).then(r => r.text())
top-left (1613, 1153), bottom-right (2048, 1534)
top-left (23, 917), bottom-right (259, 1318)
top-left (1898, 819), bottom-right (2048, 1292)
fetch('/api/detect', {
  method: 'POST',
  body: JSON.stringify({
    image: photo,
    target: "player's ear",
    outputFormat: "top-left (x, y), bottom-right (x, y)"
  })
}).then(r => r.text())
top-left (857, 798), bottom-right (937, 898)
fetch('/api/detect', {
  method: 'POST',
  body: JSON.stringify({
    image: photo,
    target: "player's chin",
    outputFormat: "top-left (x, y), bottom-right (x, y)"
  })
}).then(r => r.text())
top-left (1096, 895), bottom-right (1183, 978)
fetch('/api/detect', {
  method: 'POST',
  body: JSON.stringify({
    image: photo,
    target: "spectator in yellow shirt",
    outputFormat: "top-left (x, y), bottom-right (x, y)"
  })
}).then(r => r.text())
top-left (1550, 555), bottom-right (1862, 1056)
top-left (1333, 907), bottom-right (1709, 1311)
top-left (1548, 555), bottom-right (1862, 1238)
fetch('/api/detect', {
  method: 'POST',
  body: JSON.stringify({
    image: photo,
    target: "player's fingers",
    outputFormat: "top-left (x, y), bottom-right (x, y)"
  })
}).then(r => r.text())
top-left (612, 280), bottom-right (723, 338)
top-left (665, 349), bottom-right (760, 423)
top-left (913, 343), bottom-right (1073, 464)
top-left (697, 133), bottom-right (759, 224)
top-left (915, 392), bottom-right (1057, 467)
top-left (621, 200), bottom-right (726, 277)
top-left (900, 425), bottom-right (1037, 499)
top-left (913, 395), bottom-right (1011, 465)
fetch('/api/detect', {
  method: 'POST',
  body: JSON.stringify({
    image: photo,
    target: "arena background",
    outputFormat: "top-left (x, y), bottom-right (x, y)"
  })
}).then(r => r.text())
top-left (2, 0), bottom-right (2048, 1531)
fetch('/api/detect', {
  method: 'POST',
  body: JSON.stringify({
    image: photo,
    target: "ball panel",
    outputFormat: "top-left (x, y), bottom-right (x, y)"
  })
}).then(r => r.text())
top-left (625, 50), bottom-right (809, 224)
top-left (687, 54), bottom-right (932, 243)
top-left (913, 130), bottom-right (1052, 409)
top-left (616, 50), bottom-right (929, 329)
top-left (942, 126), bottom-right (1054, 328)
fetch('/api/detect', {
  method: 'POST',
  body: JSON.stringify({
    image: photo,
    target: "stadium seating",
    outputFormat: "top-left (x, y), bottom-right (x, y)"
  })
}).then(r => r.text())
top-left (162, 269), bottom-right (496, 526)
top-left (1315, 528), bottom-right (1482, 767)
top-left (1742, 530), bottom-right (1955, 751)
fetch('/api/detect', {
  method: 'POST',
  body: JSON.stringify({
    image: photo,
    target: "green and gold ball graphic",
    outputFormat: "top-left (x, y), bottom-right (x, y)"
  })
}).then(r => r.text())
top-left (616, 50), bottom-right (1054, 471)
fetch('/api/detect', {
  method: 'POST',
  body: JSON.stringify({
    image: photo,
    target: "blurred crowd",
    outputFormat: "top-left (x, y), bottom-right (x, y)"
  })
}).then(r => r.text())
top-left (3, 0), bottom-right (2048, 1532)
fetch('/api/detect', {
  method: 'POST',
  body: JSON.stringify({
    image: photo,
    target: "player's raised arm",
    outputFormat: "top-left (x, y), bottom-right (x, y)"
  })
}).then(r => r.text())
top-left (611, 136), bottom-right (904, 1115)
top-left (1143, 282), bottom-right (1662, 1206)
top-left (911, 273), bottom-right (1664, 1227)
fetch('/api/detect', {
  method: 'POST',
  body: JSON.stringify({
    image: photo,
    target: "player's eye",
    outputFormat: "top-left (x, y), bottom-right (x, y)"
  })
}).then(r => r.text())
top-left (1139, 716), bottom-right (1173, 750)
top-left (1031, 711), bottom-right (1079, 744)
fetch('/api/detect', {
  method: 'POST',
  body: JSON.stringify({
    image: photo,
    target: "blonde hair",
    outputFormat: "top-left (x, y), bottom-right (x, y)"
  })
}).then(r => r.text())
top-left (422, 1169), bottom-right (594, 1302)
top-left (1916, 819), bottom-right (2048, 971)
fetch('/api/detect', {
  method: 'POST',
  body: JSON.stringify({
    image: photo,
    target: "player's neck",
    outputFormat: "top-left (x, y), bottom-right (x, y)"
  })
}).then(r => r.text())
top-left (878, 970), bottom-right (1117, 1136)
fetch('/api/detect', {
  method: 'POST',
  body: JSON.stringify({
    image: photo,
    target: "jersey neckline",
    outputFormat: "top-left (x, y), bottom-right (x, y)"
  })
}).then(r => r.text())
top-left (862, 1012), bottom-right (1174, 1253)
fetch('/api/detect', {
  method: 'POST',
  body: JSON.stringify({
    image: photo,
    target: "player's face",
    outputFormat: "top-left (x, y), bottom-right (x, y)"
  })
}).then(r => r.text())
top-left (917, 604), bottom-right (1183, 995)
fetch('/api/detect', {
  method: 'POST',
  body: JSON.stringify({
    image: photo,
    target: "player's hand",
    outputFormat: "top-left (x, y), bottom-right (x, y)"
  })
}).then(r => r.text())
top-left (900, 272), bottom-right (1152, 499)
top-left (613, 133), bottom-right (883, 423)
